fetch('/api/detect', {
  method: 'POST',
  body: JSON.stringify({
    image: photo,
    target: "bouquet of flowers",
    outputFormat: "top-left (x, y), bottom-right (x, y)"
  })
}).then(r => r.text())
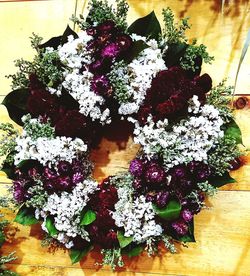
top-left (0, 0), bottom-right (243, 269)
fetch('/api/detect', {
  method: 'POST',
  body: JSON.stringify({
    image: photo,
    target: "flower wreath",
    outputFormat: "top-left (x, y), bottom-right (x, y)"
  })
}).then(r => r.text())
top-left (0, 0), bottom-right (243, 269)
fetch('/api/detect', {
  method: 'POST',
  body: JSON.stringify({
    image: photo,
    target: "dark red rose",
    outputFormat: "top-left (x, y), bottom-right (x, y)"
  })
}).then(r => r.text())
top-left (55, 110), bottom-right (91, 140)
top-left (98, 185), bottom-right (118, 210)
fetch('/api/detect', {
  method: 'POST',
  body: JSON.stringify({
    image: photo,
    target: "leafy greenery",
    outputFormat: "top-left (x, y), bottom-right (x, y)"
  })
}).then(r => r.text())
top-left (100, 248), bottom-right (124, 270)
top-left (207, 80), bottom-right (234, 122)
top-left (22, 114), bottom-right (55, 139)
top-left (161, 235), bottom-right (177, 253)
top-left (45, 217), bottom-right (58, 237)
top-left (208, 137), bottom-right (241, 176)
top-left (153, 200), bottom-right (181, 221)
top-left (117, 231), bottom-right (133, 248)
top-left (73, 0), bottom-right (128, 31)
top-left (80, 209), bottom-right (96, 226)
top-left (14, 206), bottom-right (38, 226)
top-left (0, 124), bottom-right (18, 170)
top-left (178, 220), bottom-right (195, 243)
top-left (161, 7), bottom-right (190, 44)
top-left (197, 181), bottom-right (217, 196)
top-left (224, 119), bottom-right (243, 145)
top-left (122, 244), bottom-right (144, 257)
top-left (69, 244), bottom-right (93, 264)
top-left (180, 39), bottom-right (214, 72)
top-left (128, 11), bottom-right (162, 40)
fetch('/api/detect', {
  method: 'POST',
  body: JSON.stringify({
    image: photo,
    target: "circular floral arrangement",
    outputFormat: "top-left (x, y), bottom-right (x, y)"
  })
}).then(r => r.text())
top-left (0, 0), bottom-right (243, 269)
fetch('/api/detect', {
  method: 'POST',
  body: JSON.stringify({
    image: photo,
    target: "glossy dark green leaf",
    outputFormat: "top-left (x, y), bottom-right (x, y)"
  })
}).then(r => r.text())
top-left (164, 42), bottom-right (188, 67)
top-left (128, 11), bottom-right (162, 40)
top-left (117, 231), bottom-right (133, 248)
top-left (14, 206), bottom-right (38, 226)
top-left (80, 210), bottom-right (96, 226)
top-left (123, 40), bottom-right (149, 63)
top-left (45, 216), bottom-right (58, 237)
top-left (153, 200), bottom-right (181, 221)
top-left (1, 158), bottom-right (15, 180)
top-left (209, 171), bottom-right (236, 188)
top-left (224, 119), bottom-right (243, 144)
top-left (2, 88), bottom-right (29, 125)
top-left (39, 25), bottom-right (78, 49)
top-left (69, 245), bottom-right (93, 264)
top-left (122, 244), bottom-right (144, 257)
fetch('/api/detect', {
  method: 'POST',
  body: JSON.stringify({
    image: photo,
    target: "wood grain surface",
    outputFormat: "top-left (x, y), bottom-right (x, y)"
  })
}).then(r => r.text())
top-left (0, 0), bottom-right (250, 275)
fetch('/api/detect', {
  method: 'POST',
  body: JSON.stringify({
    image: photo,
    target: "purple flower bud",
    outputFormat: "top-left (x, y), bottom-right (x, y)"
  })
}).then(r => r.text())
top-left (91, 75), bottom-right (112, 97)
top-left (129, 159), bottom-right (144, 177)
top-left (56, 176), bottom-right (73, 191)
top-left (101, 43), bottom-right (120, 59)
top-left (72, 172), bottom-right (84, 184)
top-left (171, 165), bottom-right (187, 179)
top-left (156, 191), bottom-right (170, 208)
top-left (181, 209), bottom-right (193, 222)
top-left (116, 34), bottom-right (132, 51)
top-left (132, 178), bottom-right (143, 191)
top-left (172, 219), bottom-right (188, 236)
top-left (57, 161), bottom-right (71, 175)
top-left (28, 168), bottom-right (38, 178)
top-left (86, 27), bottom-right (96, 36)
top-left (97, 20), bottom-right (116, 34)
top-left (145, 193), bottom-right (156, 203)
top-left (13, 180), bottom-right (26, 203)
top-left (145, 163), bottom-right (166, 183)
top-left (43, 167), bottom-right (57, 180)
top-left (89, 60), bottom-right (103, 73)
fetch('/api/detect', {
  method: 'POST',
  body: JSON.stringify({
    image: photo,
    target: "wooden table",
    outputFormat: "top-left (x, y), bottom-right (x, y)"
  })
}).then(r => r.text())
top-left (0, 1), bottom-right (250, 275)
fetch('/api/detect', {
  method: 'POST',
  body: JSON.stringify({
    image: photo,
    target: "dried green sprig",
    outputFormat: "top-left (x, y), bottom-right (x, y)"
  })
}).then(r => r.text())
top-left (100, 248), bottom-right (124, 270)
top-left (162, 235), bottom-right (177, 254)
top-left (161, 7), bottom-right (190, 44)
top-left (197, 181), bottom-right (217, 196)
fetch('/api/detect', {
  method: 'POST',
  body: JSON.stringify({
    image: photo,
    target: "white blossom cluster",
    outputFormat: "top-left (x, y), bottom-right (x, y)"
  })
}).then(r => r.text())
top-left (112, 187), bottom-right (163, 243)
top-left (57, 32), bottom-right (111, 124)
top-left (36, 179), bottom-right (98, 248)
top-left (131, 96), bottom-right (224, 169)
top-left (118, 35), bottom-right (167, 115)
top-left (14, 135), bottom-right (87, 167)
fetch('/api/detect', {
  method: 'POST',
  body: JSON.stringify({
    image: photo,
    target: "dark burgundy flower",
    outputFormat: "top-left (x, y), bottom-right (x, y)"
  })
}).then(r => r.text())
top-left (187, 161), bottom-right (211, 181)
top-left (43, 167), bottom-right (57, 180)
top-left (145, 193), bottom-right (156, 203)
top-left (72, 172), bottom-right (84, 184)
top-left (55, 176), bottom-right (73, 191)
top-left (137, 106), bottom-right (152, 124)
top-left (229, 158), bottom-right (242, 170)
top-left (156, 191), bottom-right (170, 208)
top-left (98, 185), bottom-right (118, 210)
top-left (13, 180), bottom-right (26, 203)
top-left (29, 73), bottom-right (43, 90)
top-left (172, 219), bottom-right (188, 236)
top-left (170, 165), bottom-right (187, 180)
top-left (145, 162), bottom-right (166, 184)
top-left (129, 158), bottom-right (144, 177)
top-left (97, 20), bottom-right (116, 34)
top-left (86, 27), bottom-right (97, 36)
top-left (181, 209), bottom-right (193, 222)
top-left (71, 236), bottom-right (90, 250)
top-left (101, 43), bottom-right (120, 59)
top-left (132, 178), bottom-right (143, 191)
top-left (194, 73), bottom-right (212, 93)
top-left (55, 110), bottom-right (91, 140)
top-left (91, 75), bottom-right (112, 97)
top-left (57, 161), bottom-right (71, 175)
top-left (116, 34), bottom-right (132, 51)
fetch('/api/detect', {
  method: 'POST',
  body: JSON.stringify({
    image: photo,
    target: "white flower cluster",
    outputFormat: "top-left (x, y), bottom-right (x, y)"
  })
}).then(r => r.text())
top-left (118, 35), bottom-right (167, 115)
top-left (112, 187), bottom-right (163, 243)
top-left (57, 32), bottom-right (111, 124)
top-left (36, 179), bottom-right (98, 248)
top-left (131, 96), bottom-right (224, 169)
top-left (14, 135), bottom-right (87, 167)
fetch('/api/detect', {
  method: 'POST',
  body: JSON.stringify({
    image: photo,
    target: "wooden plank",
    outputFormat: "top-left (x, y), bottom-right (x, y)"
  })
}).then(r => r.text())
top-left (1, 183), bottom-right (250, 275)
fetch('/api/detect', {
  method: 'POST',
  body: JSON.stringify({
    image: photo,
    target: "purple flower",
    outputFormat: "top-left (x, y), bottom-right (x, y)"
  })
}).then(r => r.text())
top-left (129, 159), bottom-right (144, 177)
top-left (132, 178), bottom-right (143, 191)
top-left (72, 172), bottom-right (84, 184)
top-left (13, 180), bottom-right (26, 203)
top-left (57, 161), bottom-right (71, 175)
top-left (145, 193), bottom-right (156, 203)
top-left (171, 165), bottom-right (187, 179)
top-left (172, 219), bottom-right (188, 236)
top-left (43, 167), bottom-right (57, 180)
top-left (116, 34), bottom-right (132, 51)
top-left (181, 209), bottom-right (193, 222)
top-left (156, 191), bottom-right (170, 208)
top-left (91, 75), bottom-right (112, 97)
top-left (97, 20), bottom-right (116, 34)
top-left (145, 162), bottom-right (166, 184)
top-left (101, 43), bottom-right (120, 59)
top-left (56, 176), bottom-right (73, 191)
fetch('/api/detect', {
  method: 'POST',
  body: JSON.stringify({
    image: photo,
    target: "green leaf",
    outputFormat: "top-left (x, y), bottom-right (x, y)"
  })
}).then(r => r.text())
top-left (117, 231), bottom-right (133, 248)
top-left (0, 231), bottom-right (5, 247)
top-left (128, 11), bottom-right (162, 40)
top-left (164, 42), bottom-right (188, 67)
top-left (209, 171), bottom-right (236, 188)
top-left (39, 25), bottom-right (78, 49)
top-left (178, 220), bottom-right (195, 243)
top-left (2, 88), bottom-right (29, 125)
top-left (16, 159), bottom-right (41, 172)
top-left (80, 210), bottom-right (96, 226)
top-left (1, 158), bottom-right (15, 180)
top-left (122, 244), bottom-right (144, 257)
top-left (123, 40), bottom-right (149, 63)
top-left (69, 245), bottom-right (92, 264)
top-left (14, 206), bottom-right (38, 226)
top-left (153, 200), bottom-right (181, 221)
top-left (224, 119), bottom-right (243, 144)
top-left (45, 216), bottom-right (58, 237)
